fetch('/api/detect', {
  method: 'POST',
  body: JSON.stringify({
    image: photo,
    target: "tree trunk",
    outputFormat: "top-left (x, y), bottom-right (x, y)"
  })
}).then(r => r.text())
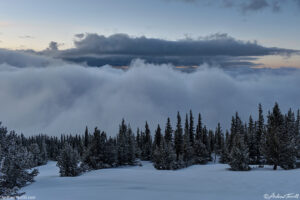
top-left (273, 164), bottom-right (277, 170)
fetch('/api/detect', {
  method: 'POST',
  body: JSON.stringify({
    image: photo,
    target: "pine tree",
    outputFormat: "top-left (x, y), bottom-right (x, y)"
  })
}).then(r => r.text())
top-left (279, 109), bottom-right (297, 169)
top-left (83, 127), bottom-right (111, 169)
top-left (57, 144), bottom-right (81, 177)
top-left (174, 112), bottom-right (184, 161)
top-left (296, 110), bottom-right (300, 158)
top-left (214, 123), bottom-right (224, 155)
top-left (183, 114), bottom-right (193, 166)
top-left (141, 122), bottom-right (152, 161)
top-left (117, 120), bottom-right (129, 165)
top-left (194, 138), bottom-right (209, 164)
top-left (154, 125), bottom-right (162, 148)
top-left (126, 126), bottom-right (137, 165)
top-left (0, 138), bottom-right (38, 196)
top-left (84, 126), bottom-right (89, 149)
top-left (247, 116), bottom-right (256, 164)
top-left (265, 103), bottom-right (283, 170)
top-left (153, 138), bottom-right (177, 170)
top-left (220, 130), bottom-right (230, 164)
top-left (255, 103), bottom-right (265, 165)
top-left (189, 110), bottom-right (195, 146)
top-left (195, 113), bottom-right (202, 141)
top-left (229, 134), bottom-right (250, 171)
top-left (29, 143), bottom-right (44, 167)
top-left (164, 118), bottom-right (173, 144)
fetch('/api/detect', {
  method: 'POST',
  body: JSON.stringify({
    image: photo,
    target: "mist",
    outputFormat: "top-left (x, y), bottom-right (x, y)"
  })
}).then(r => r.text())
top-left (0, 55), bottom-right (300, 136)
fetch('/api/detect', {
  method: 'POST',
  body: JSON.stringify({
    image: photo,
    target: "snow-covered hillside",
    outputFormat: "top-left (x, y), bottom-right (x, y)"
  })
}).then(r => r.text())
top-left (19, 161), bottom-right (300, 200)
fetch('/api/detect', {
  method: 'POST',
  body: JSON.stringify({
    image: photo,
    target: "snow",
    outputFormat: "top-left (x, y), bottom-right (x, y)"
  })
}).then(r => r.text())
top-left (18, 161), bottom-right (300, 200)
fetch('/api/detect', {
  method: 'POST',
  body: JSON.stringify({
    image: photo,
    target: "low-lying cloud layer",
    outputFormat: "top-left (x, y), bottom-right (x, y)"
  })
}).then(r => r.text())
top-left (0, 50), bottom-right (300, 136)
top-left (40, 33), bottom-right (298, 67)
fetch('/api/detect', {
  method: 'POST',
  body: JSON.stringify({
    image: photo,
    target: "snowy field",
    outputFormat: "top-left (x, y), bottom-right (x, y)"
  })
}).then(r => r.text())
top-left (19, 161), bottom-right (300, 200)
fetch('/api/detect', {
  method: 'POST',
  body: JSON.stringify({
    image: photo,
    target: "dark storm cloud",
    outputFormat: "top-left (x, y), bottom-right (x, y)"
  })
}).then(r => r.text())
top-left (45, 33), bottom-right (298, 67)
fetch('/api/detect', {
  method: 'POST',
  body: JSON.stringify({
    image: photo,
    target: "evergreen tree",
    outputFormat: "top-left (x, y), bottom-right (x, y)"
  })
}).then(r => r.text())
top-left (219, 130), bottom-right (230, 164)
top-left (193, 139), bottom-right (209, 164)
top-left (247, 116), bottom-right (256, 164)
top-left (195, 113), bottom-right (202, 141)
top-left (153, 138), bottom-right (177, 170)
top-left (265, 103), bottom-right (284, 170)
top-left (141, 122), bottom-right (152, 160)
top-left (229, 134), bottom-right (250, 171)
top-left (295, 110), bottom-right (300, 158)
top-left (255, 103), bottom-right (265, 165)
top-left (0, 137), bottom-right (38, 196)
top-left (174, 112), bottom-right (184, 161)
top-left (154, 124), bottom-right (162, 148)
top-left (84, 126), bottom-right (89, 149)
top-left (279, 109), bottom-right (297, 169)
top-left (57, 144), bottom-right (81, 177)
top-left (214, 123), bottom-right (224, 155)
top-left (28, 143), bottom-right (44, 167)
top-left (164, 118), bottom-right (173, 144)
top-left (189, 110), bottom-right (195, 146)
top-left (183, 114), bottom-right (193, 166)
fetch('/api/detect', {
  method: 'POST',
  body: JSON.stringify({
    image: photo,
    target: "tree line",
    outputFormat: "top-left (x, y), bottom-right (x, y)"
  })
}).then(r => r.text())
top-left (1, 103), bottom-right (300, 198)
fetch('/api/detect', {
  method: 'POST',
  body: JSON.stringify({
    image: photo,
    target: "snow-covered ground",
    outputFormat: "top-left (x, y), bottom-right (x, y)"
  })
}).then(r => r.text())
top-left (19, 161), bottom-right (300, 200)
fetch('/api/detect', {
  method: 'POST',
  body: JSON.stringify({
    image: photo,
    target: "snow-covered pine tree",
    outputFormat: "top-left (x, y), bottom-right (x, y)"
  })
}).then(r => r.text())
top-left (219, 130), bottom-right (230, 164)
top-left (193, 138), bottom-right (209, 164)
top-left (265, 103), bottom-right (283, 170)
top-left (29, 143), bottom-right (44, 167)
top-left (229, 134), bottom-right (250, 171)
top-left (153, 138), bottom-right (177, 170)
top-left (279, 109), bottom-right (297, 169)
top-left (247, 116), bottom-right (257, 164)
top-left (57, 144), bottom-right (81, 177)
top-left (1, 140), bottom-right (38, 195)
top-left (0, 157), bottom-right (20, 198)
top-left (83, 127), bottom-right (111, 169)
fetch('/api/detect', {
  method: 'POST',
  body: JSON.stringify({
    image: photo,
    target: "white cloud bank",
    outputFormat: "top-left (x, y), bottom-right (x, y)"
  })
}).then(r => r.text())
top-left (0, 51), bottom-right (300, 136)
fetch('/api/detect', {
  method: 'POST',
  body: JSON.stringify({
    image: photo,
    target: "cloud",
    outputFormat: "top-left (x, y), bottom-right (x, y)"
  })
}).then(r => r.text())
top-left (19, 35), bottom-right (35, 39)
top-left (43, 33), bottom-right (298, 67)
top-left (75, 33), bottom-right (85, 39)
top-left (241, 0), bottom-right (269, 13)
top-left (168, 0), bottom-right (300, 13)
top-left (0, 52), bottom-right (300, 137)
top-left (0, 48), bottom-right (63, 68)
top-left (48, 41), bottom-right (59, 51)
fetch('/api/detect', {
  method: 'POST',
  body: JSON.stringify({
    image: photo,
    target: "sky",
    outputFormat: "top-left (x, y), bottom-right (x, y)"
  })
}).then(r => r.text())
top-left (0, 0), bottom-right (300, 68)
top-left (0, 0), bottom-right (300, 136)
